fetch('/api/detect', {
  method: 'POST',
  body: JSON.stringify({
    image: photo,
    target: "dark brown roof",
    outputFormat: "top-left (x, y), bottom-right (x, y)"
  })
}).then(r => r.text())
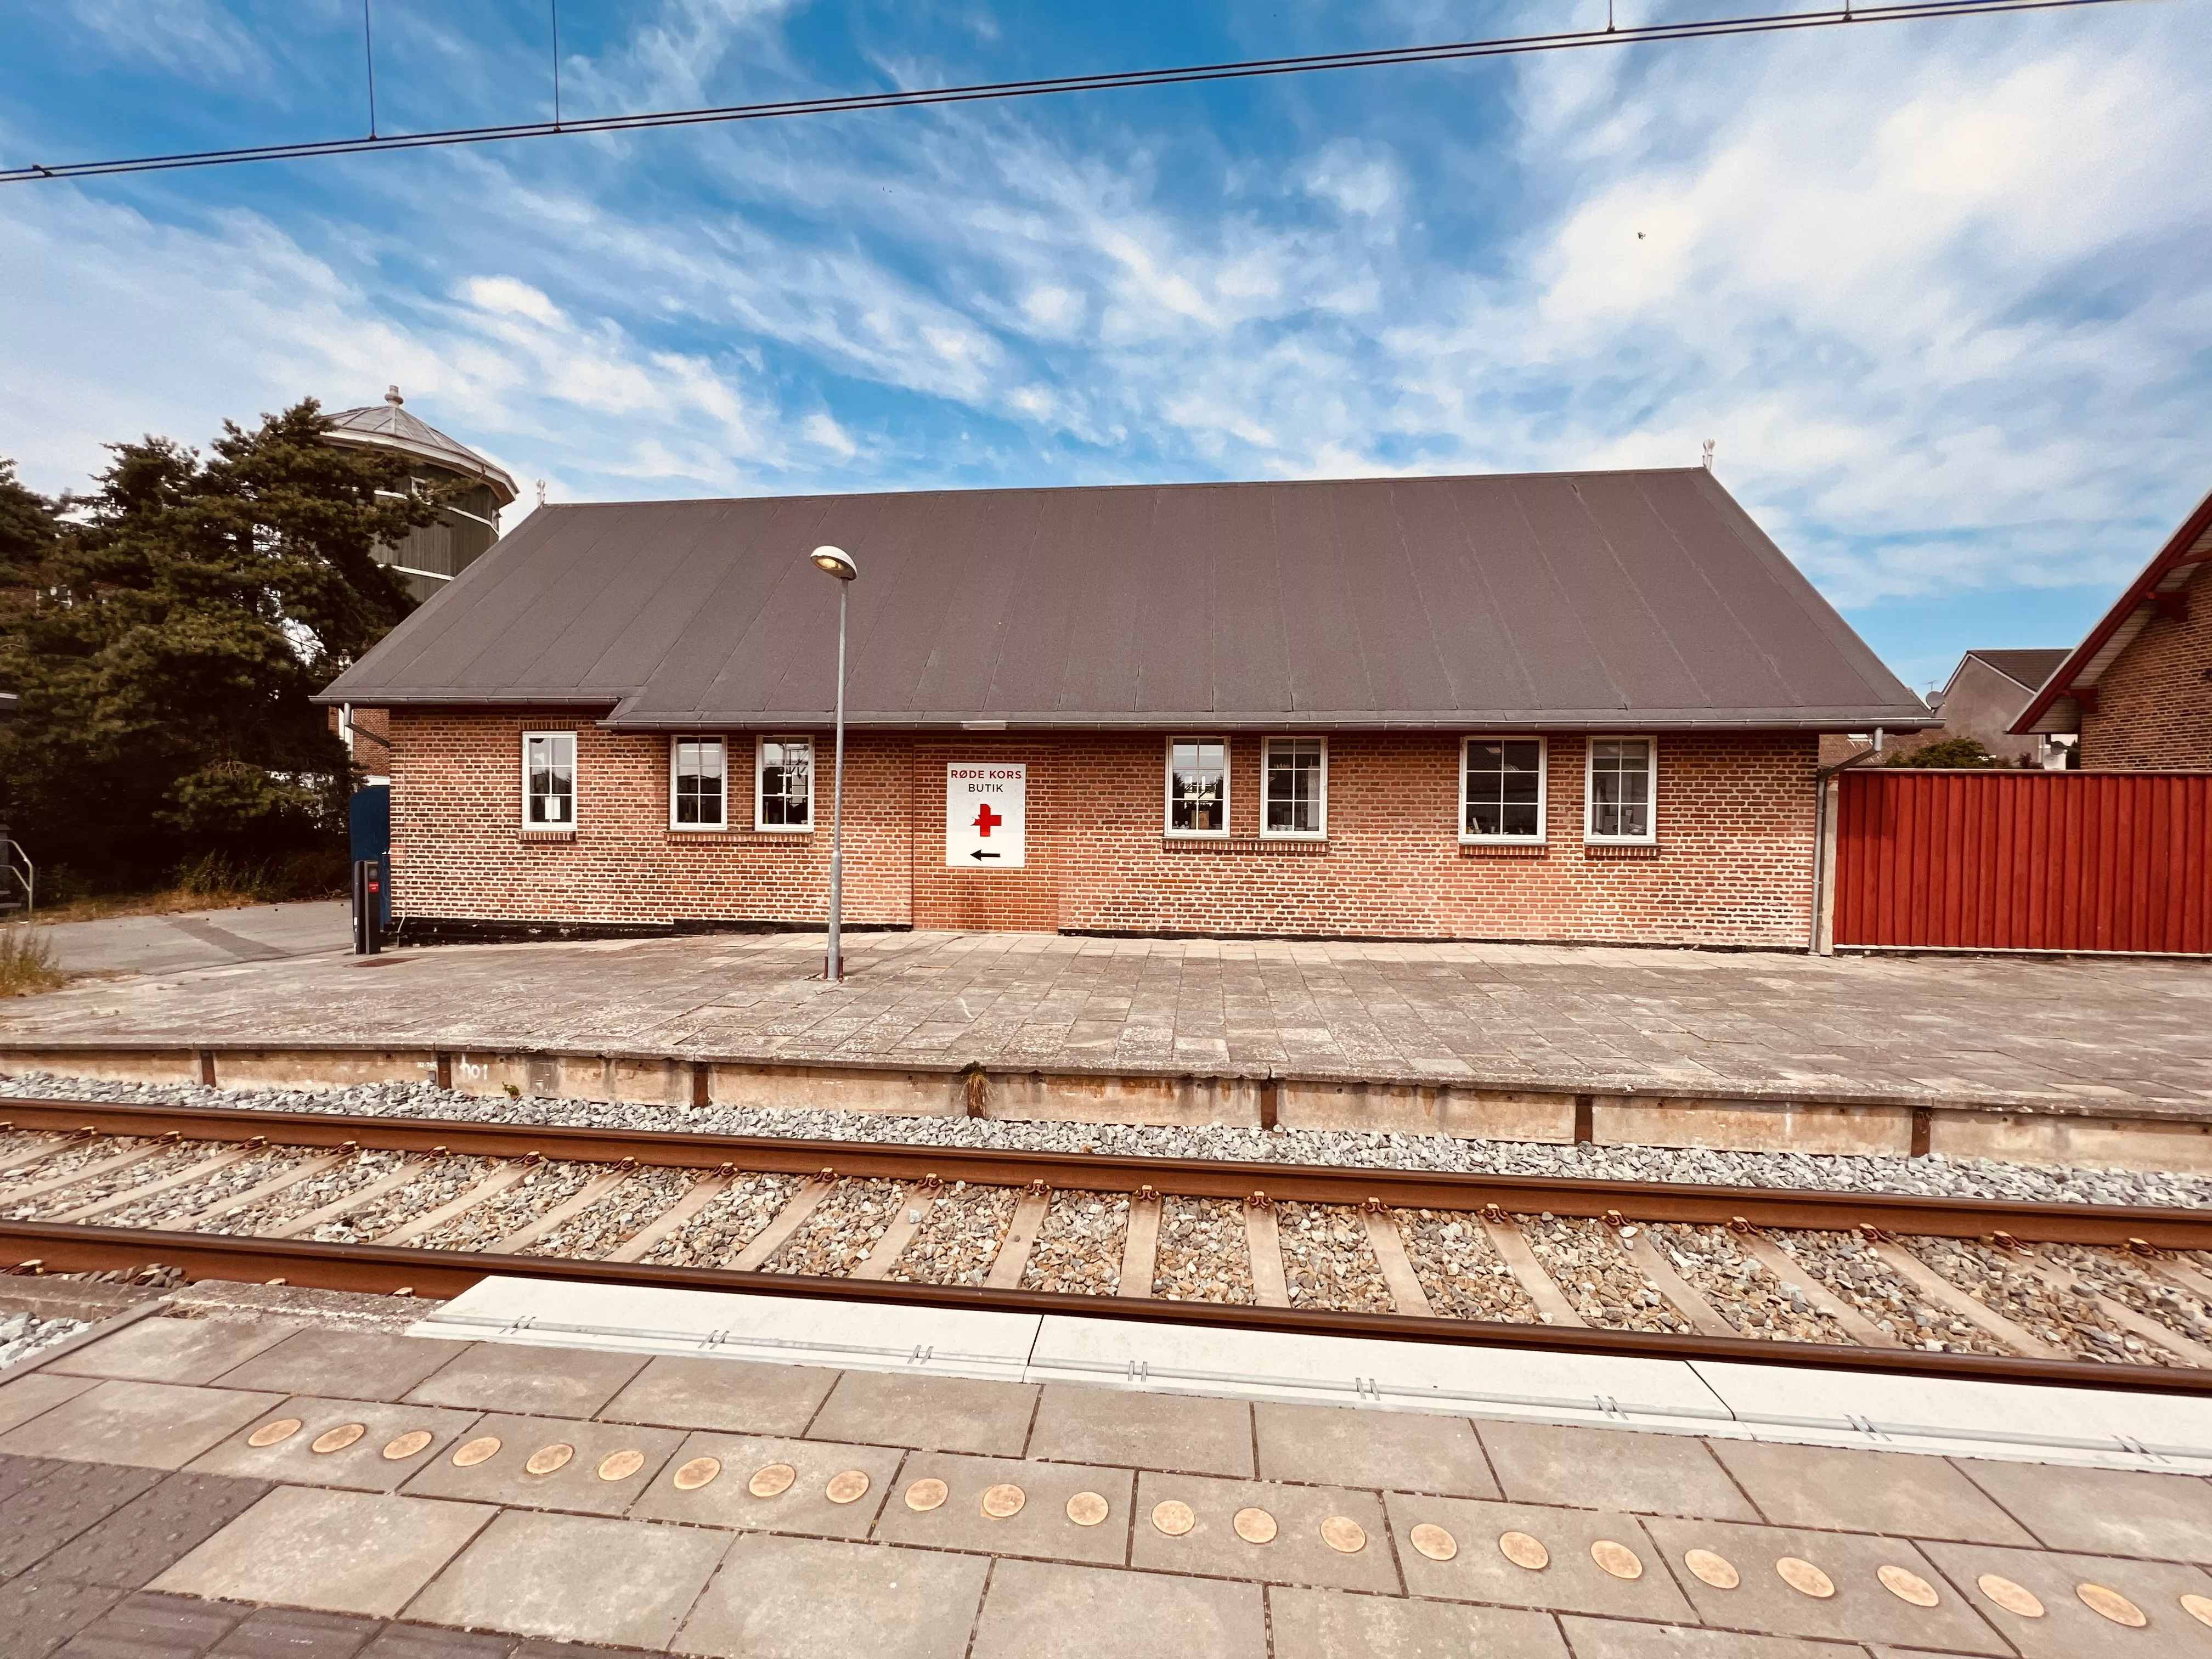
top-left (317, 469), bottom-right (1932, 732)
top-left (1962, 648), bottom-right (2068, 694)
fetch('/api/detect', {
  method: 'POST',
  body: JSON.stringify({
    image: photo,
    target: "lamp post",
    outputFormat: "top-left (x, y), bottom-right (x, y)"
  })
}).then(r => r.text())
top-left (810, 544), bottom-right (857, 980)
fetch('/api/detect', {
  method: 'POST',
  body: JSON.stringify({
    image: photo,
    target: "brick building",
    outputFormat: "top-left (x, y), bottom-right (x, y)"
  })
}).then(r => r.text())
top-left (2013, 484), bottom-right (2212, 768)
top-left (317, 470), bottom-right (1931, 948)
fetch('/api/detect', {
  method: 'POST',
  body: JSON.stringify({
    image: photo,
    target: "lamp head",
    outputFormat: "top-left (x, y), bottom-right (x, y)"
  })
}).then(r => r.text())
top-left (810, 544), bottom-right (857, 581)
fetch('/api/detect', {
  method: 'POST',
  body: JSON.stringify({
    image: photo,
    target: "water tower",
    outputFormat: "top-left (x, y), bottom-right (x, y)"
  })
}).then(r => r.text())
top-left (323, 387), bottom-right (520, 603)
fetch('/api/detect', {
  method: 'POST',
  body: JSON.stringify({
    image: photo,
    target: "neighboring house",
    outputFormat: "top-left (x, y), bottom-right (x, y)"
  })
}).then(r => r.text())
top-left (1818, 648), bottom-right (2067, 769)
top-left (315, 469), bottom-right (1932, 949)
top-left (2013, 484), bottom-right (2212, 768)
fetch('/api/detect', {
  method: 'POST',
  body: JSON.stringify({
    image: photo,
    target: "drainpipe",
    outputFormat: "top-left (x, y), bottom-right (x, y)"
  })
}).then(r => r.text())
top-left (1808, 742), bottom-right (1884, 955)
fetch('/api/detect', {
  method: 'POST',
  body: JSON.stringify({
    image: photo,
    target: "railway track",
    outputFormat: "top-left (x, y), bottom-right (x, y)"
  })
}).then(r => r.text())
top-left (9, 1096), bottom-right (2212, 1394)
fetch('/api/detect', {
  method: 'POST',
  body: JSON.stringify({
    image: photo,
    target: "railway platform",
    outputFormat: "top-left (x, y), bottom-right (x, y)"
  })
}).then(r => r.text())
top-left (6, 1278), bottom-right (2212, 1658)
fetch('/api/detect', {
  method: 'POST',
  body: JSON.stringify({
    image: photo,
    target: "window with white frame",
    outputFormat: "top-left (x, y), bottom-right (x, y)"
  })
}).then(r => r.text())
top-left (1585, 737), bottom-right (1656, 842)
top-left (755, 737), bottom-right (813, 830)
top-left (1165, 738), bottom-right (1228, 835)
top-left (1462, 738), bottom-right (1545, 840)
top-left (1262, 737), bottom-right (1327, 837)
top-left (522, 731), bottom-right (575, 827)
top-left (670, 737), bottom-right (726, 828)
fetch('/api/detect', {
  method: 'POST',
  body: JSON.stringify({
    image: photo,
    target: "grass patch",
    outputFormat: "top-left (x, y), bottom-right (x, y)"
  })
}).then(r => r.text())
top-left (0, 929), bottom-right (66, 997)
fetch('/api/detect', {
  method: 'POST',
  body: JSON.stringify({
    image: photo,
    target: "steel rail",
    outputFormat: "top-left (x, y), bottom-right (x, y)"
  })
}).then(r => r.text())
top-left (4, 1096), bottom-right (2208, 1248)
top-left (7, 1095), bottom-right (2212, 1395)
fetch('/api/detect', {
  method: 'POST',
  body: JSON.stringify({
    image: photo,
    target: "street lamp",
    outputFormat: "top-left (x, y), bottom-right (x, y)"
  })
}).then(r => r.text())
top-left (811, 545), bottom-right (857, 980)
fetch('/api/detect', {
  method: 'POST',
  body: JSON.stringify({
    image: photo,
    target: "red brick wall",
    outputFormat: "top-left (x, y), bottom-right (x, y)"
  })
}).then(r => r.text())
top-left (2082, 589), bottom-right (2212, 768)
top-left (387, 715), bottom-right (1819, 946)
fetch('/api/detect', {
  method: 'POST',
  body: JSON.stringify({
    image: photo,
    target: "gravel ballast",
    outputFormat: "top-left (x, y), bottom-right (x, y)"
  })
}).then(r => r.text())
top-left (5, 1070), bottom-right (2212, 1209)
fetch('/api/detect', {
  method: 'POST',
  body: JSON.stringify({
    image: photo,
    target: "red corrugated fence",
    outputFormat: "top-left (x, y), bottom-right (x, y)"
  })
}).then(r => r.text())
top-left (1833, 769), bottom-right (2212, 953)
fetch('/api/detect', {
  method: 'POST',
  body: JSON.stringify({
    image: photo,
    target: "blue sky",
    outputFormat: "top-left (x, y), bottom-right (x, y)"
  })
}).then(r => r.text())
top-left (3, 1), bottom-right (2208, 693)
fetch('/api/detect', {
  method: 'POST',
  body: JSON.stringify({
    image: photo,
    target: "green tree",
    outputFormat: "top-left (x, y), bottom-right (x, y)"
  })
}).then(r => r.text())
top-left (0, 402), bottom-right (443, 888)
top-left (1889, 736), bottom-right (2000, 769)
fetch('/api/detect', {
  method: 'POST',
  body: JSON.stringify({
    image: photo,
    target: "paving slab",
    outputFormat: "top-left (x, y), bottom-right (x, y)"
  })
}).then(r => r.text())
top-left (803, 1369), bottom-right (1037, 1457)
top-left (1268, 1587), bottom-right (1569, 1659)
top-left (1558, 1618), bottom-right (1876, 1658)
top-left (404, 1510), bottom-right (727, 1651)
top-left (404, 1344), bottom-right (645, 1419)
top-left (190, 1399), bottom-right (480, 1494)
top-left (869, 1451), bottom-right (1133, 1566)
top-left (1129, 1470), bottom-right (1400, 1592)
top-left (1639, 1516), bottom-right (2006, 1652)
top-left (209, 1332), bottom-right (462, 1402)
top-left (0, 1373), bottom-right (100, 1437)
top-left (2, 1573), bottom-right (131, 1659)
top-left (12, 929), bottom-right (2211, 1121)
top-left (0, 1381), bottom-right (285, 1470)
top-left (153, 1487), bottom-right (496, 1620)
top-left (1705, 1441), bottom-right (2038, 1544)
top-left (1952, 1457), bottom-right (2212, 1561)
top-left (208, 1606), bottom-right (383, 1659)
top-left (627, 1430), bottom-right (901, 1539)
top-left (45, 1319), bottom-right (303, 1388)
top-left (398, 1412), bottom-right (682, 1515)
top-left (355, 1626), bottom-right (515, 1659)
top-left (49, 1589), bottom-right (242, 1659)
top-left (1381, 1494), bottom-right (1697, 1622)
top-left (1025, 1383), bottom-right (1253, 1476)
top-left (674, 1534), bottom-right (989, 1659)
top-left (1254, 1401), bottom-right (1497, 1497)
top-left (1474, 1420), bottom-right (1759, 1520)
top-left (596, 1356), bottom-right (839, 1436)
top-left (0, 1458), bottom-right (162, 1577)
top-left (34, 1471), bottom-right (271, 1588)
top-left (966, 1557), bottom-right (1266, 1659)
top-left (1917, 1540), bottom-right (2212, 1659)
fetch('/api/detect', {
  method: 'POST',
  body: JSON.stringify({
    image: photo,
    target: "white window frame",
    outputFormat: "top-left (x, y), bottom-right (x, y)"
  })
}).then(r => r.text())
top-left (753, 735), bottom-right (815, 833)
top-left (1163, 736), bottom-right (1232, 838)
top-left (1260, 735), bottom-right (1328, 840)
top-left (1459, 736), bottom-right (1548, 844)
top-left (1583, 735), bottom-right (1658, 845)
top-left (521, 730), bottom-right (577, 829)
top-left (668, 736), bottom-right (728, 831)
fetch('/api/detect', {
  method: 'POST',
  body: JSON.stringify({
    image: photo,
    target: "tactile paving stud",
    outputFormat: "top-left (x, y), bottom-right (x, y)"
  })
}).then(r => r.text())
top-left (382, 1430), bottom-right (433, 1462)
top-left (311, 1423), bottom-right (366, 1454)
top-left (672, 1456), bottom-right (721, 1491)
top-left (1977, 1573), bottom-right (2044, 1618)
top-left (1065, 1491), bottom-right (1109, 1527)
top-left (1319, 1516), bottom-right (1367, 1555)
top-left (1776, 1558), bottom-right (1836, 1599)
top-left (906, 1479), bottom-right (950, 1513)
top-left (2077, 1584), bottom-right (2147, 1627)
top-left (246, 1418), bottom-right (302, 1448)
top-left (1684, 1549), bottom-right (1740, 1589)
top-left (596, 1449), bottom-right (645, 1483)
top-left (453, 1436), bottom-right (501, 1468)
top-left (1498, 1531), bottom-right (1550, 1571)
top-left (524, 1443), bottom-right (574, 1476)
top-left (2183, 1592), bottom-right (2212, 1628)
top-left (1408, 1523), bottom-right (1457, 1562)
top-left (748, 1463), bottom-right (797, 1498)
top-left (1878, 1565), bottom-right (1940, 1607)
top-left (1591, 1540), bottom-right (1643, 1581)
top-left (825, 1469), bottom-right (871, 1505)
top-left (1232, 1506), bottom-right (1278, 1544)
top-left (981, 1483), bottom-right (1026, 1520)
top-left (1152, 1499), bottom-right (1196, 1537)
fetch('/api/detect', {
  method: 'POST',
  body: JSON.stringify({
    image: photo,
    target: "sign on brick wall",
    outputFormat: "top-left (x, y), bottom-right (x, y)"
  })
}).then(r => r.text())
top-left (946, 763), bottom-right (1026, 868)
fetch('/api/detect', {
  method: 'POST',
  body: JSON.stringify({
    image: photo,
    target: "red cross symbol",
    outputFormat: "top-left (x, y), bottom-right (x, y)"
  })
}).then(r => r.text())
top-left (972, 802), bottom-right (1003, 837)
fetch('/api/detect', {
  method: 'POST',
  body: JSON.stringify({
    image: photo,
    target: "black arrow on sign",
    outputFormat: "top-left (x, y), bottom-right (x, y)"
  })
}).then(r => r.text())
top-left (969, 850), bottom-right (1001, 860)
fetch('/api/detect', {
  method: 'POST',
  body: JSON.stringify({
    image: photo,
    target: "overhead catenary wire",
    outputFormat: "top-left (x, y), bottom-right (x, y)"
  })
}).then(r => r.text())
top-left (362, 0), bottom-right (378, 141)
top-left (0, 0), bottom-right (2147, 184)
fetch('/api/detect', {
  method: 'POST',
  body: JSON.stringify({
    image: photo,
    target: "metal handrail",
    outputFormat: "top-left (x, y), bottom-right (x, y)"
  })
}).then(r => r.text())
top-left (1, 834), bottom-right (33, 917)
